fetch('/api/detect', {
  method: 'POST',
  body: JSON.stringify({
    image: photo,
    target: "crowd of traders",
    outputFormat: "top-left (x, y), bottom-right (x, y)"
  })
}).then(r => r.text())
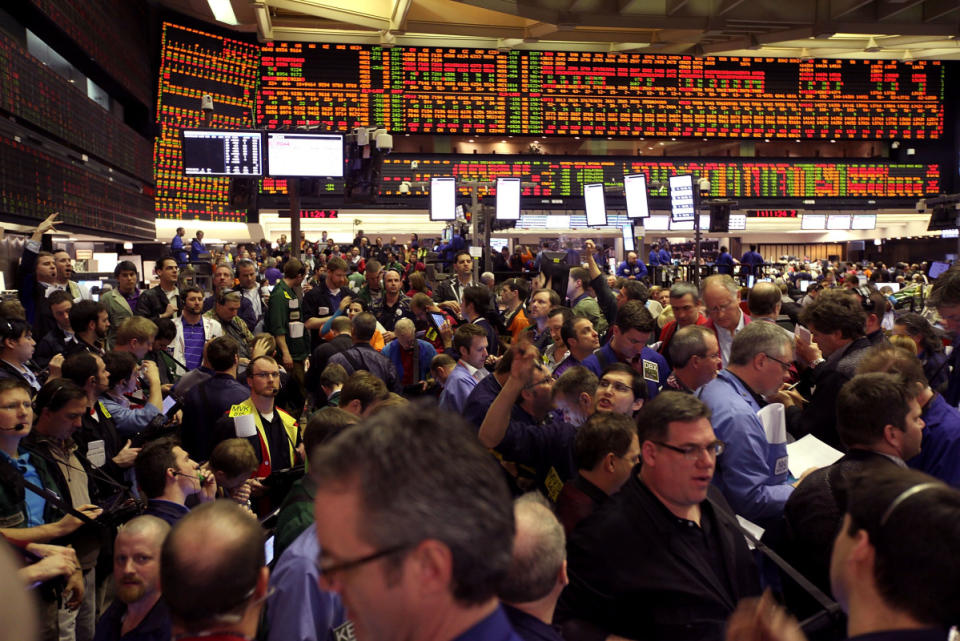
top-left (1, 211), bottom-right (958, 641)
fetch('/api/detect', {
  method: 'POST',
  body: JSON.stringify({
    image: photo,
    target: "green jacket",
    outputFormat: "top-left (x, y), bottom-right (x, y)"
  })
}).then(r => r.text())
top-left (268, 280), bottom-right (310, 361)
top-left (0, 446), bottom-right (66, 530)
top-left (573, 295), bottom-right (608, 336)
top-left (273, 476), bottom-right (316, 561)
top-left (100, 288), bottom-right (134, 347)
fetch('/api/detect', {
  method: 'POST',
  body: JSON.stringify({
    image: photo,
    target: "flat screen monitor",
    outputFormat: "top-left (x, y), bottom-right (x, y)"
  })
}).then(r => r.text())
top-left (441, 226), bottom-right (452, 242)
top-left (929, 261), bottom-right (951, 279)
top-left (801, 214), bottom-right (826, 230)
top-left (622, 224), bottom-right (636, 252)
top-left (928, 206), bottom-right (958, 231)
top-left (430, 177), bottom-right (457, 221)
top-left (546, 214), bottom-right (571, 229)
top-left (728, 213), bottom-right (747, 230)
top-left (266, 132), bottom-right (343, 177)
top-left (669, 175), bottom-right (695, 221)
top-left (643, 216), bottom-right (670, 231)
top-left (798, 280), bottom-right (811, 292)
top-left (496, 177), bottom-right (521, 220)
top-left (941, 229), bottom-right (959, 238)
top-left (624, 174), bottom-right (650, 219)
top-left (181, 129), bottom-right (263, 176)
top-left (827, 214), bottom-right (852, 230)
top-left (851, 214), bottom-right (876, 230)
top-left (583, 183), bottom-right (608, 226)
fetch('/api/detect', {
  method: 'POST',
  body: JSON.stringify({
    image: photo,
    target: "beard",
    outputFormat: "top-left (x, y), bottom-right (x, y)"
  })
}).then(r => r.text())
top-left (116, 578), bottom-right (146, 604)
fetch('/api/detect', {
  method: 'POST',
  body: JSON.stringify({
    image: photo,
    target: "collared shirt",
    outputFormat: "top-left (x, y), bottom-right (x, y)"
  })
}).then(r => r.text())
top-left (122, 289), bottom-right (141, 312)
top-left (552, 354), bottom-right (580, 379)
top-left (0, 449), bottom-right (46, 527)
top-left (2, 360), bottom-right (40, 392)
top-left (181, 319), bottom-right (205, 371)
top-left (266, 523), bottom-right (346, 641)
top-left (714, 310), bottom-right (745, 366)
top-left (460, 359), bottom-right (488, 382)
top-left (438, 362), bottom-right (481, 413)
top-left (144, 499), bottom-right (189, 526)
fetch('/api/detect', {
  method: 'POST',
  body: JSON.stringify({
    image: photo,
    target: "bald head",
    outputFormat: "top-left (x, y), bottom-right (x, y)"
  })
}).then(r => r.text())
top-left (118, 515), bottom-right (170, 544)
top-left (498, 494), bottom-right (566, 604)
top-left (161, 501), bottom-right (265, 630)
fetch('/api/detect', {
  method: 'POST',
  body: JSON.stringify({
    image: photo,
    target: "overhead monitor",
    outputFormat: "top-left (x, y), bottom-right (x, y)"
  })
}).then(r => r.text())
top-left (546, 214), bottom-right (571, 229)
top-left (583, 183), bottom-right (608, 227)
top-left (941, 229), bottom-right (959, 238)
top-left (669, 214), bottom-right (710, 231)
top-left (827, 214), bottom-right (852, 230)
top-left (622, 223), bottom-right (636, 252)
top-left (928, 205), bottom-right (959, 231)
top-left (181, 129), bottom-right (263, 176)
top-left (929, 261), bottom-right (951, 279)
top-left (496, 177), bottom-right (521, 220)
top-left (624, 174), bottom-right (650, 219)
top-left (851, 214), bottom-right (876, 230)
top-left (490, 238), bottom-right (510, 252)
top-left (801, 213), bottom-right (826, 230)
top-left (728, 213), bottom-right (747, 230)
top-left (643, 216), bottom-right (670, 231)
top-left (266, 132), bottom-right (343, 177)
top-left (668, 174), bottom-right (695, 221)
top-left (430, 177), bottom-right (457, 221)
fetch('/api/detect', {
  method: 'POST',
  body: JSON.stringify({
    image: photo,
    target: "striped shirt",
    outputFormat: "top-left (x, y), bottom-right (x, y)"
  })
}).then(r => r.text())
top-left (182, 320), bottom-right (205, 371)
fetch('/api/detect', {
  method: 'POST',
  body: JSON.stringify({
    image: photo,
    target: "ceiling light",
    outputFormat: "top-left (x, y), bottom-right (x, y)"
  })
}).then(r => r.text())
top-left (903, 49), bottom-right (914, 61)
top-left (207, 0), bottom-right (239, 25)
top-left (864, 37), bottom-right (881, 52)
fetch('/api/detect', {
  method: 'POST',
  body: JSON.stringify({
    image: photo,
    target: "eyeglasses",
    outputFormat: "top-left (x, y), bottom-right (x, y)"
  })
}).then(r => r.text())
top-left (315, 543), bottom-right (411, 577)
top-left (523, 377), bottom-right (552, 391)
top-left (597, 379), bottom-right (633, 394)
top-left (252, 371), bottom-right (281, 379)
top-left (654, 440), bottom-right (725, 460)
top-left (707, 300), bottom-right (736, 314)
top-left (762, 353), bottom-right (792, 372)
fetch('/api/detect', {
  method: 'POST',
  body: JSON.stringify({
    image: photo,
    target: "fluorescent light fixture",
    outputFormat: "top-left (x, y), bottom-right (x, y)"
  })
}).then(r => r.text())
top-left (208, 0), bottom-right (239, 25)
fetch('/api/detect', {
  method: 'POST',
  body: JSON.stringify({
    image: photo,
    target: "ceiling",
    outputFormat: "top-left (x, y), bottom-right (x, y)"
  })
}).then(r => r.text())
top-left (161, 0), bottom-right (960, 59)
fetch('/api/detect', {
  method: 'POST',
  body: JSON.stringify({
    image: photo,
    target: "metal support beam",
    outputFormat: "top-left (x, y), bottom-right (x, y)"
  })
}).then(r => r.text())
top-left (922, 0), bottom-right (960, 21)
top-left (666, 0), bottom-right (690, 15)
top-left (831, 0), bottom-right (877, 20)
top-left (877, 0), bottom-right (925, 20)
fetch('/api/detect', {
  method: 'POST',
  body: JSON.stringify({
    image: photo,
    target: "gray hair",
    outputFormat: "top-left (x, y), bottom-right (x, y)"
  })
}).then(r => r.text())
top-left (310, 402), bottom-right (514, 605)
top-left (669, 281), bottom-right (700, 301)
top-left (235, 259), bottom-right (257, 272)
top-left (394, 317), bottom-right (415, 335)
top-left (728, 321), bottom-right (793, 366)
top-left (215, 264), bottom-right (235, 277)
top-left (498, 493), bottom-right (566, 603)
top-left (702, 274), bottom-right (739, 298)
top-left (669, 325), bottom-right (713, 368)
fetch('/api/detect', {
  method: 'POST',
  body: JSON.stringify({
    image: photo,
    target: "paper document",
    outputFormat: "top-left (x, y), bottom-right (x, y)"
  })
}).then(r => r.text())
top-left (757, 403), bottom-right (786, 444)
top-left (786, 434), bottom-right (843, 478)
top-left (736, 516), bottom-right (765, 550)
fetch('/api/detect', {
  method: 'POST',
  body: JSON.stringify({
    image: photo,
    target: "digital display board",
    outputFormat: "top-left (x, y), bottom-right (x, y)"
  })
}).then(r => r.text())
top-left (801, 214), bottom-right (826, 229)
top-left (728, 213), bottom-right (748, 230)
top-left (430, 177), bottom-right (456, 221)
top-left (669, 175), bottom-right (696, 221)
top-left (584, 183), bottom-right (608, 226)
top-left (257, 44), bottom-right (943, 139)
top-left (155, 23), bottom-right (261, 221)
top-left (380, 156), bottom-right (940, 202)
top-left (643, 216), bottom-right (671, 231)
top-left (496, 177), bottom-right (521, 220)
top-left (181, 130), bottom-right (263, 176)
top-left (670, 215), bottom-right (711, 231)
top-left (624, 174), bottom-right (650, 219)
top-left (266, 132), bottom-right (343, 177)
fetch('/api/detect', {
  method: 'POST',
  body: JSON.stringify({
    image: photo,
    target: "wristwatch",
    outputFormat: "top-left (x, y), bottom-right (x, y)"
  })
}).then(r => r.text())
top-left (810, 357), bottom-right (825, 369)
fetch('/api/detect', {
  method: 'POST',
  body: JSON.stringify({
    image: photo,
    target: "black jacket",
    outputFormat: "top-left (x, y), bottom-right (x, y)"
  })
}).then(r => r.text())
top-left (135, 286), bottom-right (181, 324)
top-left (556, 474), bottom-right (760, 641)
top-left (786, 336), bottom-right (872, 449)
top-left (305, 334), bottom-right (353, 402)
top-left (329, 343), bottom-right (401, 393)
top-left (34, 327), bottom-right (75, 370)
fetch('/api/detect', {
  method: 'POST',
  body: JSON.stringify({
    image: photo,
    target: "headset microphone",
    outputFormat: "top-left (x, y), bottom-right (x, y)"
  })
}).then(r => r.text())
top-left (0, 423), bottom-right (27, 432)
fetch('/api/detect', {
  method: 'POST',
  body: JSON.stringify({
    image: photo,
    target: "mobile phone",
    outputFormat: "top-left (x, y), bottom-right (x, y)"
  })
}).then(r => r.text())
top-left (429, 312), bottom-right (447, 330)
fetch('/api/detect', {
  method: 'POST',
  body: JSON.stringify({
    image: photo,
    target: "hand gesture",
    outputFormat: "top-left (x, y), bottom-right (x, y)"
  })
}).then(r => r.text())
top-left (583, 239), bottom-right (596, 256)
top-left (141, 359), bottom-right (160, 382)
top-left (339, 296), bottom-right (353, 312)
top-left (251, 336), bottom-right (273, 359)
top-left (725, 590), bottom-right (808, 641)
top-left (509, 341), bottom-right (538, 383)
top-left (438, 321), bottom-right (454, 346)
top-left (48, 353), bottom-right (64, 379)
top-left (163, 303), bottom-right (178, 318)
top-left (62, 567), bottom-right (85, 610)
top-left (111, 440), bottom-right (140, 468)
top-left (36, 212), bottom-right (60, 236)
top-left (197, 465), bottom-right (218, 503)
top-left (795, 336), bottom-right (822, 366)
top-left (228, 481), bottom-right (252, 505)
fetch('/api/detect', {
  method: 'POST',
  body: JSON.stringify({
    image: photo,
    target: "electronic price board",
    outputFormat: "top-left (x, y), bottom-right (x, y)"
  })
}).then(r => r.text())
top-left (379, 155), bottom-right (940, 201)
top-left (622, 224), bottom-right (636, 252)
top-left (801, 214), bottom-right (827, 230)
top-left (257, 42), bottom-right (944, 140)
top-left (430, 177), bottom-right (457, 221)
top-left (827, 214), bottom-right (852, 230)
top-left (584, 183), bottom-right (608, 226)
top-left (851, 213), bottom-right (877, 230)
top-left (728, 214), bottom-right (748, 230)
top-left (266, 132), bottom-right (344, 177)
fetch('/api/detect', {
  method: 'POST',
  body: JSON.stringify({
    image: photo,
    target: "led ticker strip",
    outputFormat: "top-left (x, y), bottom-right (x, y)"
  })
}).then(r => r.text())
top-left (257, 44), bottom-right (943, 139)
top-left (379, 156), bottom-right (940, 200)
